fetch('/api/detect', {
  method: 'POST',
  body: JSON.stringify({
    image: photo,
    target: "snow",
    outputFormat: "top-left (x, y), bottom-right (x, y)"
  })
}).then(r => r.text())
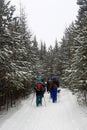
top-left (0, 88), bottom-right (87, 130)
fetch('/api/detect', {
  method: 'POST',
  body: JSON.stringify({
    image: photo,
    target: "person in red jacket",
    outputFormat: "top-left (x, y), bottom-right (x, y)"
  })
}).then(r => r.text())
top-left (34, 77), bottom-right (45, 106)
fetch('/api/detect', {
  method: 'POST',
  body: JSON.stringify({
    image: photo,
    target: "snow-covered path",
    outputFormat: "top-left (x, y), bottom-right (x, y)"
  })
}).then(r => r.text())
top-left (0, 88), bottom-right (87, 130)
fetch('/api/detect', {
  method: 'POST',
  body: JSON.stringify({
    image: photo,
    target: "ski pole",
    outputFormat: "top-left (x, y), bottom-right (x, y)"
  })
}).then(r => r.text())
top-left (31, 92), bottom-right (35, 105)
top-left (43, 96), bottom-right (46, 107)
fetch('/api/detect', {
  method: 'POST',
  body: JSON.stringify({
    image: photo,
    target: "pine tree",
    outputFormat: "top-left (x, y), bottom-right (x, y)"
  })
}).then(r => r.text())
top-left (0, 0), bottom-right (15, 85)
top-left (32, 35), bottom-right (40, 78)
top-left (0, 0), bottom-right (18, 109)
top-left (52, 39), bottom-right (60, 75)
top-left (59, 23), bottom-right (78, 87)
top-left (70, 0), bottom-right (87, 89)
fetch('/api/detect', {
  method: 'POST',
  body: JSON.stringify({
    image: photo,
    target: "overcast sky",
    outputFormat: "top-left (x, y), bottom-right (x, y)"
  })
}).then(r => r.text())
top-left (11, 0), bottom-right (79, 48)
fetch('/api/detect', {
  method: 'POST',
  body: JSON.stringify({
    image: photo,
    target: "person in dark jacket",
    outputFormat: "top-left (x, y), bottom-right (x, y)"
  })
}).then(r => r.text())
top-left (46, 78), bottom-right (53, 99)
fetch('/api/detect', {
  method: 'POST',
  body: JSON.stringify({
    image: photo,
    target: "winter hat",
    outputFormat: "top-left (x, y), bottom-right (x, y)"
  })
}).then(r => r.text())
top-left (37, 77), bottom-right (43, 83)
top-left (52, 76), bottom-right (57, 81)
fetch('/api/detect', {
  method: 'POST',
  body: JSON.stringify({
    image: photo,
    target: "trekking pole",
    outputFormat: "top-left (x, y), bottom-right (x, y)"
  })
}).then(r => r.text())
top-left (43, 96), bottom-right (46, 107)
top-left (31, 92), bottom-right (35, 105)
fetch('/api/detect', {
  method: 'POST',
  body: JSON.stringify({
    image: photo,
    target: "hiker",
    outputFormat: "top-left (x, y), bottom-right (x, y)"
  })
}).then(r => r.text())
top-left (34, 77), bottom-right (45, 106)
top-left (51, 76), bottom-right (60, 103)
top-left (47, 78), bottom-right (52, 92)
top-left (46, 78), bottom-right (53, 99)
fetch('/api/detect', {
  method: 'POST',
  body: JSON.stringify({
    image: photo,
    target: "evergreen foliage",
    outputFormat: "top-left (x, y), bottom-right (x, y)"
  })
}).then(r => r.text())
top-left (59, 0), bottom-right (87, 103)
top-left (0, 0), bottom-right (87, 110)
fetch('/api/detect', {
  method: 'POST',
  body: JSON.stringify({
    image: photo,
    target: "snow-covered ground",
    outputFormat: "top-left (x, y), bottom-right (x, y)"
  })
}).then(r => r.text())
top-left (0, 88), bottom-right (87, 130)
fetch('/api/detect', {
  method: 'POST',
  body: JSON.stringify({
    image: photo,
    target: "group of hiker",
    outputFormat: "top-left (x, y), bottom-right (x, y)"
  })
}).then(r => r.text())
top-left (34, 76), bottom-right (60, 106)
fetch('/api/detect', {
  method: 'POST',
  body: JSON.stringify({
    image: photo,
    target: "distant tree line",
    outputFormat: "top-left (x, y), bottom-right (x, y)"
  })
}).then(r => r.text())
top-left (0, 0), bottom-right (87, 111)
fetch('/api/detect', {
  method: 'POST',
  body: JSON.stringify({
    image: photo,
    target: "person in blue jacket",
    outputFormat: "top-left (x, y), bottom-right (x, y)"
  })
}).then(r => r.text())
top-left (51, 76), bottom-right (59, 103)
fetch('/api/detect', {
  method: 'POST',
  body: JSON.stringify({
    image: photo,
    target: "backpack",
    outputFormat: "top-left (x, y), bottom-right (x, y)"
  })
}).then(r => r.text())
top-left (36, 82), bottom-right (43, 91)
top-left (51, 81), bottom-right (57, 89)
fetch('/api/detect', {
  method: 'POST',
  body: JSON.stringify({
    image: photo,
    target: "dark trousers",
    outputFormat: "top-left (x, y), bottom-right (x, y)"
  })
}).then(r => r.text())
top-left (36, 95), bottom-right (42, 106)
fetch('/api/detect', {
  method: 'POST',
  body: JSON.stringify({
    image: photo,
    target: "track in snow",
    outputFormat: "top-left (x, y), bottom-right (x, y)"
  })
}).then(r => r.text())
top-left (0, 88), bottom-right (87, 130)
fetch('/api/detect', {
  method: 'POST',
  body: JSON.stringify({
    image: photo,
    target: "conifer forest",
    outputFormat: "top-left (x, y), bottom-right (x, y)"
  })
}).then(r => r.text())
top-left (0, 0), bottom-right (87, 110)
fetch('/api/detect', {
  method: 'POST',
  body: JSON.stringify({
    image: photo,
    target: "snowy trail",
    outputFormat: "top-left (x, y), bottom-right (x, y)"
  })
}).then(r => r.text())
top-left (0, 88), bottom-right (87, 130)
